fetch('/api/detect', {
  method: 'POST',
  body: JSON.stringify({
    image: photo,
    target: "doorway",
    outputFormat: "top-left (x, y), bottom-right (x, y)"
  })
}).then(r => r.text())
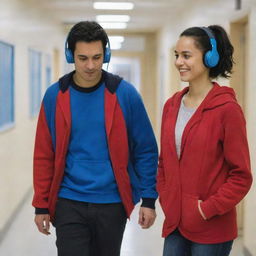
top-left (230, 16), bottom-right (249, 235)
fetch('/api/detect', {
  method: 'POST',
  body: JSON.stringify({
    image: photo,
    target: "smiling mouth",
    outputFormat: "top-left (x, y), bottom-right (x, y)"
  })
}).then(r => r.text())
top-left (179, 70), bottom-right (190, 76)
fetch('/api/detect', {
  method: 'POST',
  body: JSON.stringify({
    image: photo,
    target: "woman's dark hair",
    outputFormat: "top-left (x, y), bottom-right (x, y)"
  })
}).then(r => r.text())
top-left (180, 25), bottom-right (234, 79)
top-left (67, 21), bottom-right (109, 55)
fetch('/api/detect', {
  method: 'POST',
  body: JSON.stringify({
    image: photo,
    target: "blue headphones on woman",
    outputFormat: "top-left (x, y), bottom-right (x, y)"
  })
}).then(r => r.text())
top-left (65, 38), bottom-right (111, 64)
top-left (199, 27), bottom-right (220, 68)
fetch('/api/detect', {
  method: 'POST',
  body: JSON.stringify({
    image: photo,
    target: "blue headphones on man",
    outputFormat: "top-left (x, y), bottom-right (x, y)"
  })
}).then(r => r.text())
top-left (199, 27), bottom-right (220, 68)
top-left (65, 37), bottom-right (111, 64)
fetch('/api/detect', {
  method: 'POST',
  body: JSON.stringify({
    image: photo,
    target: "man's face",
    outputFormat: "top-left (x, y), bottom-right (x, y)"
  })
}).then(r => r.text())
top-left (73, 40), bottom-right (104, 87)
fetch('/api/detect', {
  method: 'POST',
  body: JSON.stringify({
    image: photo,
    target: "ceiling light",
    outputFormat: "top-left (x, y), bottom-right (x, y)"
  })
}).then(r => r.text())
top-left (109, 42), bottom-right (122, 50)
top-left (99, 22), bottom-right (127, 29)
top-left (109, 36), bottom-right (125, 43)
top-left (93, 2), bottom-right (134, 10)
top-left (96, 15), bottom-right (130, 23)
top-left (109, 36), bottom-right (125, 50)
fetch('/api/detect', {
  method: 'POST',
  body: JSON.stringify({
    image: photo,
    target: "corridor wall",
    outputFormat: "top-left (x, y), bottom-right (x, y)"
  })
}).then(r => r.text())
top-left (0, 0), bottom-right (64, 240)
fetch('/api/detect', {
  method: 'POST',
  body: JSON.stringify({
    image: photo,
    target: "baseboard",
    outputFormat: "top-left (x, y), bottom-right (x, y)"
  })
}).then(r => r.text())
top-left (0, 187), bottom-right (33, 244)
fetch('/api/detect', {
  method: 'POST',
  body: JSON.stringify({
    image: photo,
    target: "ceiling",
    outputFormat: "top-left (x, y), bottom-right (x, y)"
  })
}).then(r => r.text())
top-left (27, 0), bottom-right (234, 31)
top-left (25, 0), bottom-right (254, 34)
top-left (38, 0), bottom-right (184, 32)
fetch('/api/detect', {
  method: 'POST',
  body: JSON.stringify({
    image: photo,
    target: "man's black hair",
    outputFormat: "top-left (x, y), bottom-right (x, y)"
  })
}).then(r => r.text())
top-left (67, 21), bottom-right (109, 55)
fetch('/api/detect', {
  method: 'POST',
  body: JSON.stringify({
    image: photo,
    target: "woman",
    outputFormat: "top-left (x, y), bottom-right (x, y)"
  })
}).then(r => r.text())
top-left (157, 25), bottom-right (252, 256)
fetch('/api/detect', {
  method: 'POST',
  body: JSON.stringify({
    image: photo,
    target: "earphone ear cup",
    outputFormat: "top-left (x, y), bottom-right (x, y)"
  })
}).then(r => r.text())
top-left (204, 49), bottom-right (219, 68)
top-left (65, 48), bottom-right (74, 63)
top-left (204, 50), bottom-right (213, 67)
top-left (200, 28), bottom-right (220, 68)
top-left (65, 37), bottom-right (74, 64)
top-left (103, 47), bottom-right (111, 63)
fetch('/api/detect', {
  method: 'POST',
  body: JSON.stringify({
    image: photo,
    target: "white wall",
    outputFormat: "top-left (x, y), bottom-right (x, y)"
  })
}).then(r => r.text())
top-left (243, 5), bottom-right (256, 256)
top-left (0, 0), bottom-right (64, 231)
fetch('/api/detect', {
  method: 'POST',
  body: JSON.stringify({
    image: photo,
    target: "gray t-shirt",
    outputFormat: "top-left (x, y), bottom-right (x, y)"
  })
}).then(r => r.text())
top-left (175, 97), bottom-right (197, 158)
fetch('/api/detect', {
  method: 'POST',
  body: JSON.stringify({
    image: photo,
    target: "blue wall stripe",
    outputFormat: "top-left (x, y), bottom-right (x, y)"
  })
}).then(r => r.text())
top-left (29, 49), bottom-right (42, 117)
top-left (0, 40), bottom-right (14, 131)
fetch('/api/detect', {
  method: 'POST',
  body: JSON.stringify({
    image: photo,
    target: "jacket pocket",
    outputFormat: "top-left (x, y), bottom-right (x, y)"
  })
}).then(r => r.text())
top-left (64, 159), bottom-right (116, 192)
top-left (181, 193), bottom-right (208, 233)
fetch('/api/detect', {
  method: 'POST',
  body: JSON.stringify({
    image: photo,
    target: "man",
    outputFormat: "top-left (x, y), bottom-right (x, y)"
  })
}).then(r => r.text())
top-left (32, 21), bottom-right (158, 256)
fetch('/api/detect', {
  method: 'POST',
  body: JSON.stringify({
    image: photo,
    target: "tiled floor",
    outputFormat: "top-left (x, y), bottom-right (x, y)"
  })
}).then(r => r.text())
top-left (0, 194), bottom-right (244, 256)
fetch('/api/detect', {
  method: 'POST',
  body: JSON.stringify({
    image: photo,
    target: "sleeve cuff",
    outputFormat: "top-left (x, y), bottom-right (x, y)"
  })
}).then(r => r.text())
top-left (141, 198), bottom-right (156, 209)
top-left (35, 208), bottom-right (49, 215)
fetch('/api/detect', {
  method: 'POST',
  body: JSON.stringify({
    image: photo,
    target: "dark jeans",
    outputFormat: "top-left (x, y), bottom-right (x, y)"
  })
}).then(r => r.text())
top-left (163, 229), bottom-right (233, 256)
top-left (53, 198), bottom-right (127, 256)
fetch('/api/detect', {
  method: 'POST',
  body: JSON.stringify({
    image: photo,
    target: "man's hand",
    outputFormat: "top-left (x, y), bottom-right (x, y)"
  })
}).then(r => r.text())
top-left (138, 207), bottom-right (156, 229)
top-left (34, 214), bottom-right (51, 235)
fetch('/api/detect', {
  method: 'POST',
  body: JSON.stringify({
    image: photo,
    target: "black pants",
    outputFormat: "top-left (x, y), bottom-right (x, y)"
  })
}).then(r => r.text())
top-left (53, 198), bottom-right (127, 256)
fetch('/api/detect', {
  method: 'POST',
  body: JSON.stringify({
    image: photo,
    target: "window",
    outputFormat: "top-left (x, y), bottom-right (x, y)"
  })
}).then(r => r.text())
top-left (29, 49), bottom-right (42, 117)
top-left (45, 54), bottom-right (52, 88)
top-left (0, 41), bottom-right (14, 131)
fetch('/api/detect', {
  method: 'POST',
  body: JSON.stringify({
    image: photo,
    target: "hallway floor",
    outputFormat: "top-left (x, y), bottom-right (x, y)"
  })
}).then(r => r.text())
top-left (0, 194), bottom-right (245, 256)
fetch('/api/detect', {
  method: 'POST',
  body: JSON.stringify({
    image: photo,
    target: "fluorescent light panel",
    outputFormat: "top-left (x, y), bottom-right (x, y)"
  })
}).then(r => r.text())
top-left (109, 36), bottom-right (125, 50)
top-left (96, 15), bottom-right (130, 22)
top-left (110, 42), bottom-right (122, 50)
top-left (93, 2), bottom-right (134, 10)
top-left (109, 36), bottom-right (125, 43)
top-left (99, 22), bottom-right (127, 29)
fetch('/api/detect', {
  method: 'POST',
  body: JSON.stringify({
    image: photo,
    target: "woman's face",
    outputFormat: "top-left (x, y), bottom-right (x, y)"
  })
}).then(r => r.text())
top-left (174, 36), bottom-right (209, 84)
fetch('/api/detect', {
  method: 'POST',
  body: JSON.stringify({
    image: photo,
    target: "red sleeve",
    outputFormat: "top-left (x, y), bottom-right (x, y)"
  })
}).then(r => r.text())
top-left (201, 103), bottom-right (252, 219)
top-left (32, 104), bottom-right (55, 209)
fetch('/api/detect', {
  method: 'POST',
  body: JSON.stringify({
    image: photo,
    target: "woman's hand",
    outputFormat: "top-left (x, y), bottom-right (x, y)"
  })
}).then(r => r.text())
top-left (198, 200), bottom-right (207, 220)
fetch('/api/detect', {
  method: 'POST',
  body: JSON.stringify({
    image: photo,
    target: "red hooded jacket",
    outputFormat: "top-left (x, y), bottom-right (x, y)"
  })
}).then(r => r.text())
top-left (157, 83), bottom-right (252, 243)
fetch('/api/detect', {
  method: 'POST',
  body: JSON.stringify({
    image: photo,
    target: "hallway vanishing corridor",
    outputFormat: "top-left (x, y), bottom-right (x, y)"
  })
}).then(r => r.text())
top-left (1, 1), bottom-right (256, 255)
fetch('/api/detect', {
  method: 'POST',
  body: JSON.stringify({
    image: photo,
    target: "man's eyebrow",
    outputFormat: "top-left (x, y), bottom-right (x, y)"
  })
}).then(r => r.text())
top-left (77, 53), bottom-right (103, 57)
top-left (77, 54), bottom-right (87, 57)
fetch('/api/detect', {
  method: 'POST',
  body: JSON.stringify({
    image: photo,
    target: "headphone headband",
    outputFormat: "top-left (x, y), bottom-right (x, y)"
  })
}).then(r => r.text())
top-left (200, 27), bottom-right (215, 39)
top-left (199, 26), bottom-right (219, 68)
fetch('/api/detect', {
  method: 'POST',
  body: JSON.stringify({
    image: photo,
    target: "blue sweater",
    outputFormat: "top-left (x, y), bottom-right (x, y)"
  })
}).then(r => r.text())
top-left (43, 70), bottom-right (158, 207)
top-left (59, 79), bottom-right (121, 203)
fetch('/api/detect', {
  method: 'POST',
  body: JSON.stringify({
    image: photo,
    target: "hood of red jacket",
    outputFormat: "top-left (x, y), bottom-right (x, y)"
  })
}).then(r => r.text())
top-left (172, 82), bottom-right (237, 111)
